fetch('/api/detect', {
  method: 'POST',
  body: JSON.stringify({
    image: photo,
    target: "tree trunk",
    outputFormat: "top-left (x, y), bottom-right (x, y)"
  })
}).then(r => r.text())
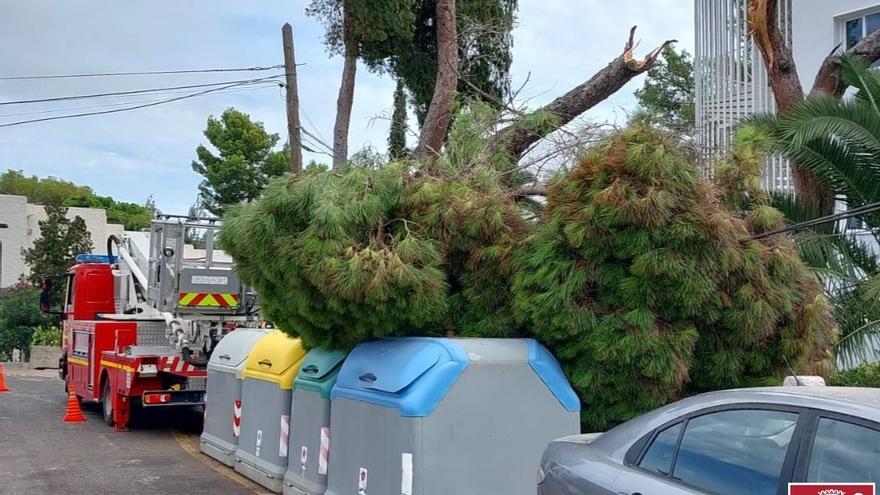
top-left (414, 0), bottom-right (459, 159)
top-left (332, 6), bottom-right (358, 170)
top-left (747, 0), bottom-right (833, 211)
top-left (488, 27), bottom-right (674, 162)
top-left (811, 29), bottom-right (880, 98)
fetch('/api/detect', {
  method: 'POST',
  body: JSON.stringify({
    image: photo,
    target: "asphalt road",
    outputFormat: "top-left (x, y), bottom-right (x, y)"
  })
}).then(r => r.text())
top-left (0, 371), bottom-right (270, 495)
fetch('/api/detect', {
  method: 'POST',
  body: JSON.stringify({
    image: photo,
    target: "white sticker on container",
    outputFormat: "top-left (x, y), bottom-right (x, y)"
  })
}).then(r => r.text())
top-left (358, 467), bottom-right (368, 494)
top-left (401, 453), bottom-right (413, 495)
top-left (255, 429), bottom-right (263, 458)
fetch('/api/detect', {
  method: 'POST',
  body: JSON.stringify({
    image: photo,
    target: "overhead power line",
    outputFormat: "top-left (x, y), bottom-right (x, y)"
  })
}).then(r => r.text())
top-left (0, 75), bottom-right (284, 106)
top-left (750, 201), bottom-right (880, 240)
top-left (0, 82), bottom-right (282, 119)
top-left (0, 79), bottom-right (283, 128)
top-left (0, 65), bottom-right (285, 81)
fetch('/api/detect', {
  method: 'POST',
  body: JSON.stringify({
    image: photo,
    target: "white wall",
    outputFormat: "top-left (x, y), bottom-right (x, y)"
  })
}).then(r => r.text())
top-left (0, 194), bottom-right (124, 287)
top-left (792, 0), bottom-right (880, 87)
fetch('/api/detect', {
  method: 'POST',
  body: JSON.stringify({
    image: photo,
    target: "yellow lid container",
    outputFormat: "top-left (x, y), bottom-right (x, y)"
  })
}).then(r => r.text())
top-left (242, 330), bottom-right (307, 389)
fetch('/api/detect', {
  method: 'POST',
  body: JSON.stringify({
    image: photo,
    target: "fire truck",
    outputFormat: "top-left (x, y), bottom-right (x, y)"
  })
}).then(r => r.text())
top-left (43, 216), bottom-right (260, 431)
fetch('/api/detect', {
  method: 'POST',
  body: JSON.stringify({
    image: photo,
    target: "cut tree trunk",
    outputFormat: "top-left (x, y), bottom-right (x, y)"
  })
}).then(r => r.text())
top-left (414, 0), bottom-right (459, 159)
top-left (488, 27), bottom-right (674, 163)
top-left (332, 7), bottom-right (358, 170)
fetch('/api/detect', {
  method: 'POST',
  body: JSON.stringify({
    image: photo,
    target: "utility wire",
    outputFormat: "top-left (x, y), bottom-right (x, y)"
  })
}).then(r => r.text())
top-left (0, 79), bottom-right (282, 128)
top-left (0, 65), bottom-right (285, 81)
top-left (750, 201), bottom-right (880, 240)
top-left (0, 82), bottom-right (281, 119)
top-left (0, 75), bottom-right (284, 106)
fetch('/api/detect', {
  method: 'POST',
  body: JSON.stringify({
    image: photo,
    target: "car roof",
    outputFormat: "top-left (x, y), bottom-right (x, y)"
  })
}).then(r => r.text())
top-left (590, 387), bottom-right (880, 462)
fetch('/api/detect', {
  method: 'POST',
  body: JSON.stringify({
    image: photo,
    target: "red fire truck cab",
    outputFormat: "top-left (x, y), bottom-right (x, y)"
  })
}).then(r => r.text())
top-left (55, 255), bottom-right (206, 431)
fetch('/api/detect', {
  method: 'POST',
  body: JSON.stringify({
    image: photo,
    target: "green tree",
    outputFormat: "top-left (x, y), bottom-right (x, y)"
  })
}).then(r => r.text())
top-left (0, 284), bottom-right (54, 361)
top-left (308, 0), bottom-right (518, 125)
top-left (388, 80), bottom-right (409, 158)
top-left (63, 194), bottom-right (153, 230)
top-left (0, 169), bottom-right (93, 205)
top-left (191, 108), bottom-right (289, 216)
top-left (513, 124), bottom-right (833, 430)
top-left (747, 54), bottom-right (880, 368)
top-left (22, 205), bottom-right (94, 286)
top-left (633, 46), bottom-right (694, 132)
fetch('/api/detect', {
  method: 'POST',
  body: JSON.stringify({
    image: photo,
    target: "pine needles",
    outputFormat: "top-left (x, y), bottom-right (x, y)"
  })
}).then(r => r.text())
top-left (221, 121), bottom-right (835, 430)
top-left (512, 124), bottom-right (835, 430)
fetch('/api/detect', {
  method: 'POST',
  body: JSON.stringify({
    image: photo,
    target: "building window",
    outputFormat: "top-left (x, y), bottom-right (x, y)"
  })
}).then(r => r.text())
top-left (845, 12), bottom-right (880, 49)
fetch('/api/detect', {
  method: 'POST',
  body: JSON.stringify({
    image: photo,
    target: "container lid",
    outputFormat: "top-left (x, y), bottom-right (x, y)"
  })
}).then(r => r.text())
top-left (207, 327), bottom-right (270, 378)
top-left (330, 338), bottom-right (468, 417)
top-left (294, 348), bottom-right (347, 399)
top-left (527, 339), bottom-right (581, 412)
top-left (242, 330), bottom-right (307, 389)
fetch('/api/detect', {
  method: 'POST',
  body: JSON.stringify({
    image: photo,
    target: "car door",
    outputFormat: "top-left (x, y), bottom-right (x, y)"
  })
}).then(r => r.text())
top-left (614, 407), bottom-right (804, 495)
top-left (793, 413), bottom-right (880, 485)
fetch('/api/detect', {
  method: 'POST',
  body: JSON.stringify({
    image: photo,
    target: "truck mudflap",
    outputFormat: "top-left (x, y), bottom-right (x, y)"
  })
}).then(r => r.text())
top-left (141, 389), bottom-right (206, 407)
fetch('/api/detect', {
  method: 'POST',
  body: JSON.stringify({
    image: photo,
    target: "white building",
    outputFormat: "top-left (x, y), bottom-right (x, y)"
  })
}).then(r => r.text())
top-left (694, 0), bottom-right (880, 190)
top-left (0, 194), bottom-right (124, 288)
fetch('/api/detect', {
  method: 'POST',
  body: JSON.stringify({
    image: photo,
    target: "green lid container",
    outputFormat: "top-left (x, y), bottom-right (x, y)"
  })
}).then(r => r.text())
top-left (293, 348), bottom-right (346, 399)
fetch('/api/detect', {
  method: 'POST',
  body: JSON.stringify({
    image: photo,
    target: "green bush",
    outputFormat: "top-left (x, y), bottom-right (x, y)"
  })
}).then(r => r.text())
top-left (31, 325), bottom-right (61, 347)
top-left (0, 285), bottom-right (55, 361)
top-left (829, 363), bottom-right (880, 387)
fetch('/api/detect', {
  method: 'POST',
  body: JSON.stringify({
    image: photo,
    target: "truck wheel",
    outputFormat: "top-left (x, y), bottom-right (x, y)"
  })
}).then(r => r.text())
top-left (101, 380), bottom-right (114, 426)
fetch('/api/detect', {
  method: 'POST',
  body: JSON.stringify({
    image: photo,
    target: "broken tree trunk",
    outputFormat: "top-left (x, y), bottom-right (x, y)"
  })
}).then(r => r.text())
top-left (487, 26), bottom-right (674, 164)
top-left (746, 0), bottom-right (880, 211)
top-left (414, 0), bottom-right (459, 159)
top-left (811, 30), bottom-right (880, 98)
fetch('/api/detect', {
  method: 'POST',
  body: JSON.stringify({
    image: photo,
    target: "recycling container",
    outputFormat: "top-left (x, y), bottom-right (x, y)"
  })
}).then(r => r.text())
top-left (325, 337), bottom-right (580, 495)
top-left (283, 348), bottom-right (347, 495)
top-left (200, 327), bottom-right (269, 466)
top-left (234, 330), bottom-right (307, 493)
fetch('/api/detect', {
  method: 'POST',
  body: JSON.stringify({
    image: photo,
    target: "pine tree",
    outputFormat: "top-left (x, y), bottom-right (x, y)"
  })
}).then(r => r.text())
top-left (388, 80), bottom-right (409, 159)
top-left (512, 124), bottom-right (834, 430)
top-left (22, 206), bottom-right (94, 285)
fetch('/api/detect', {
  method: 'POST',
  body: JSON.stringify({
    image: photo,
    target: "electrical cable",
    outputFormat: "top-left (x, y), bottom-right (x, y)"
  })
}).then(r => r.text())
top-left (0, 79), bottom-right (283, 128)
top-left (0, 82), bottom-right (281, 119)
top-left (750, 201), bottom-right (880, 240)
top-left (0, 65), bottom-right (284, 81)
top-left (0, 75), bottom-right (283, 106)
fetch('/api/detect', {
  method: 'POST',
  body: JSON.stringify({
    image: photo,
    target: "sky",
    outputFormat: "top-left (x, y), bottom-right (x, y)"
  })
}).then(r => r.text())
top-left (0, 1), bottom-right (695, 214)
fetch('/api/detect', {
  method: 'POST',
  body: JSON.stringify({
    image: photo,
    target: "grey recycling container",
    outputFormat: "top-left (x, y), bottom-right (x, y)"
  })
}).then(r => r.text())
top-left (325, 337), bottom-right (581, 495)
top-left (234, 330), bottom-right (307, 493)
top-left (200, 327), bottom-right (269, 466)
top-left (283, 348), bottom-right (347, 495)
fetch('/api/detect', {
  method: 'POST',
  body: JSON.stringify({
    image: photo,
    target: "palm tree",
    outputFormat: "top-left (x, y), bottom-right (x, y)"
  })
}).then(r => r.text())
top-left (748, 54), bottom-right (880, 369)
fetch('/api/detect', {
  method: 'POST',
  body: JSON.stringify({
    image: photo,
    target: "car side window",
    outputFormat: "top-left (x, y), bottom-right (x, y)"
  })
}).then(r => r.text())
top-left (807, 418), bottom-right (880, 483)
top-left (639, 422), bottom-right (683, 475)
top-left (672, 409), bottom-right (799, 495)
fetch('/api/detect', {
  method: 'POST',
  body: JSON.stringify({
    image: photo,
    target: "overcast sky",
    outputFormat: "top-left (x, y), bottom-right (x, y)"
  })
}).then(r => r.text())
top-left (0, 1), bottom-right (694, 214)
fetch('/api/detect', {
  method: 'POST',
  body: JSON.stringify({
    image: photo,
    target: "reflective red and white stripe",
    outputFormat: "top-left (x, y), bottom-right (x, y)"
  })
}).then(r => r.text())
top-left (319, 427), bottom-right (330, 475)
top-left (279, 415), bottom-right (290, 458)
top-left (232, 400), bottom-right (242, 438)
top-left (158, 356), bottom-right (197, 373)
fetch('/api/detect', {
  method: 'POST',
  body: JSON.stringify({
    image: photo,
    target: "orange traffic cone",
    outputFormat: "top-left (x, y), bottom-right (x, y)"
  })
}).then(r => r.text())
top-left (63, 390), bottom-right (86, 423)
top-left (0, 363), bottom-right (9, 393)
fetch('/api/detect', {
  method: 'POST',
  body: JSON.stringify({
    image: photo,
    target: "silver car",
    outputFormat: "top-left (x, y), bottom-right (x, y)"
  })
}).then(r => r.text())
top-left (538, 387), bottom-right (880, 495)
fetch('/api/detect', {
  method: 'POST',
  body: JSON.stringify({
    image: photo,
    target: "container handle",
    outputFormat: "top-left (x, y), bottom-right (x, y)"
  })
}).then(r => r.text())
top-left (258, 359), bottom-right (273, 368)
top-left (302, 364), bottom-right (319, 374)
top-left (358, 372), bottom-right (377, 383)
top-left (218, 354), bottom-right (231, 360)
